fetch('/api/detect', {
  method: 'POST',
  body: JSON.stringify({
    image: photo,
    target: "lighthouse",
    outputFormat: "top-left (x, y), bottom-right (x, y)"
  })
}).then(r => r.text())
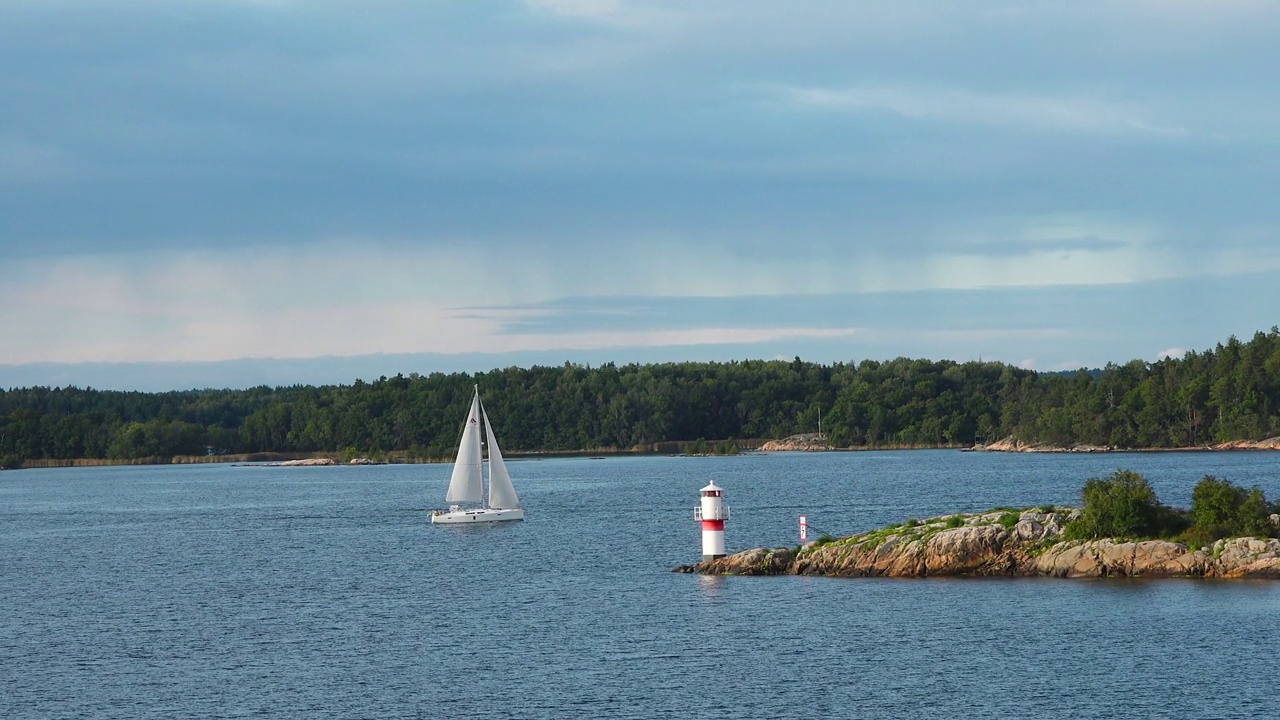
top-left (695, 482), bottom-right (730, 561)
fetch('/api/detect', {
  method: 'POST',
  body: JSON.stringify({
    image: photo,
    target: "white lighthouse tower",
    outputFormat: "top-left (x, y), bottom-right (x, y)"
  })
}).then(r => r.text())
top-left (694, 482), bottom-right (730, 561)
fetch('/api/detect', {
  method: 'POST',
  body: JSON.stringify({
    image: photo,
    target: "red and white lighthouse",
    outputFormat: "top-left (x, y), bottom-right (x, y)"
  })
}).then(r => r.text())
top-left (695, 482), bottom-right (730, 561)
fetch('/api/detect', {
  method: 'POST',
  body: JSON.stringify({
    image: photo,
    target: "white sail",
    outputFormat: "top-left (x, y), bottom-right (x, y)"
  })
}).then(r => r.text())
top-left (444, 390), bottom-right (483, 504)
top-left (482, 405), bottom-right (520, 510)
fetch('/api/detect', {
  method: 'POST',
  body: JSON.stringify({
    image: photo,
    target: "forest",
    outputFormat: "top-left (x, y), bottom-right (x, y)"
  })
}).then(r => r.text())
top-left (2, 328), bottom-right (1279, 467)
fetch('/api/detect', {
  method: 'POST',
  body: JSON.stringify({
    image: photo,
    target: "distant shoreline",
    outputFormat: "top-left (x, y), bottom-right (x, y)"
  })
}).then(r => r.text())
top-left (5, 438), bottom-right (1279, 471)
top-left (967, 436), bottom-right (1280, 454)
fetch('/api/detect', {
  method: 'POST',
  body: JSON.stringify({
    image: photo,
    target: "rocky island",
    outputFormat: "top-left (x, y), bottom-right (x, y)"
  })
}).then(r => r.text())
top-left (758, 433), bottom-right (831, 451)
top-left (674, 507), bottom-right (1280, 579)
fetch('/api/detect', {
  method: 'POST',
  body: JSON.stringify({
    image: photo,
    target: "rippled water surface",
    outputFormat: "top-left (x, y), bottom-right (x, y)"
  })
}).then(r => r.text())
top-left (4, 450), bottom-right (1280, 718)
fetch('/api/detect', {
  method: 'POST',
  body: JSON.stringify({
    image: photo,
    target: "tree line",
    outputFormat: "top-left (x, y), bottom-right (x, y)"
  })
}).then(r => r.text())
top-left (2, 328), bottom-right (1279, 465)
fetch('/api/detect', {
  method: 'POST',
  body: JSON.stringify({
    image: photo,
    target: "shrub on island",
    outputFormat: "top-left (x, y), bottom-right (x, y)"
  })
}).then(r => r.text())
top-left (1185, 475), bottom-right (1275, 546)
top-left (1064, 469), bottom-right (1279, 543)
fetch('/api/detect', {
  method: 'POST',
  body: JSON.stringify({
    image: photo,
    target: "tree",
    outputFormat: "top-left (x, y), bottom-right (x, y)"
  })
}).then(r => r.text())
top-left (1187, 476), bottom-right (1275, 543)
top-left (1066, 470), bottom-right (1164, 540)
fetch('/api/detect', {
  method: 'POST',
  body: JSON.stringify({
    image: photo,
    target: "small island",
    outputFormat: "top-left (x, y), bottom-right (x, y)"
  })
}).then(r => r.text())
top-left (676, 471), bottom-right (1280, 579)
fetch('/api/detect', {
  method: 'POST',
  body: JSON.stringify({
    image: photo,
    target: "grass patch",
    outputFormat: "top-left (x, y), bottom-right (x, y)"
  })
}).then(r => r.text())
top-left (1022, 536), bottom-right (1061, 557)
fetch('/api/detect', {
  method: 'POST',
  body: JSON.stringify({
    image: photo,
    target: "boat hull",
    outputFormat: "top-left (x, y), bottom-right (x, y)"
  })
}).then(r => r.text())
top-left (431, 507), bottom-right (524, 524)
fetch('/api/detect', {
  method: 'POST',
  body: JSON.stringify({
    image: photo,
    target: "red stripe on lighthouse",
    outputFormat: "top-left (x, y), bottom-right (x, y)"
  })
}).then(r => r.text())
top-left (701, 519), bottom-right (724, 531)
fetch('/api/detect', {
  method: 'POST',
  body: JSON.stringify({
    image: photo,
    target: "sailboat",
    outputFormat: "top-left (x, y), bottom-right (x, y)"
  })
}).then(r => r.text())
top-left (431, 385), bottom-right (524, 524)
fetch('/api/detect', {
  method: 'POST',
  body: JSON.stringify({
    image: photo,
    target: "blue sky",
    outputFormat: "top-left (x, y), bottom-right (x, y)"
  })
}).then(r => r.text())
top-left (3, 1), bottom-right (1278, 391)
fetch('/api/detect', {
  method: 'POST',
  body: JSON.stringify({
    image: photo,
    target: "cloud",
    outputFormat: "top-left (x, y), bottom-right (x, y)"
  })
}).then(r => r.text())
top-left (0, 138), bottom-right (81, 186)
top-left (0, 241), bottom-right (870, 364)
top-left (959, 235), bottom-right (1130, 257)
top-left (3, 0), bottom-right (1279, 387)
top-left (9, 217), bottom-right (1279, 367)
top-left (474, 323), bottom-right (859, 354)
top-left (770, 83), bottom-right (1186, 137)
top-left (524, 0), bottom-right (627, 21)
top-left (1157, 347), bottom-right (1188, 359)
top-left (6, 263), bottom-right (1280, 389)
top-left (1126, 120), bottom-right (1190, 138)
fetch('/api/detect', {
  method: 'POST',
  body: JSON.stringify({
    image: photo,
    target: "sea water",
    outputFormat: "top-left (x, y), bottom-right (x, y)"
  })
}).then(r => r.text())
top-left (3, 450), bottom-right (1279, 718)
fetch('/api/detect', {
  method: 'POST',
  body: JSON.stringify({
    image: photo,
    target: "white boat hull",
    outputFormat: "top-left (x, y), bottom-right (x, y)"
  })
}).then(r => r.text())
top-left (431, 507), bottom-right (525, 524)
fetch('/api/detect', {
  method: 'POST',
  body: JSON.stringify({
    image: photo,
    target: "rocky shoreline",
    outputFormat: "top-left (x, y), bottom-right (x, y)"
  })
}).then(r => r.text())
top-left (674, 509), bottom-right (1280, 579)
top-left (263, 457), bottom-right (381, 466)
top-left (758, 433), bottom-right (830, 451)
top-left (970, 436), bottom-right (1280, 453)
top-left (758, 433), bottom-right (1280, 454)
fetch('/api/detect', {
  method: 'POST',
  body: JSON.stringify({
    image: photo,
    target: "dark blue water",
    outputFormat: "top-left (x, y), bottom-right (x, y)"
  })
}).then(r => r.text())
top-left (4, 450), bottom-right (1280, 718)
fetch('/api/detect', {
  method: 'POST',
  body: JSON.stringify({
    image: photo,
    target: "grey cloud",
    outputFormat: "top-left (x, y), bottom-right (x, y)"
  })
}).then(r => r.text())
top-left (474, 269), bottom-right (1280, 337)
top-left (959, 235), bottom-right (1131, 258)
top-left (7, 268), bottom-right (1277, 391)
top-left (1, 0), bottom-right (1276, 264)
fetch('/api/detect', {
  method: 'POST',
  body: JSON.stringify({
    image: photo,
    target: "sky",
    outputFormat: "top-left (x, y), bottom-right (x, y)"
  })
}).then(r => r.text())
top-left (3, 0), bottom-right (1279, 391)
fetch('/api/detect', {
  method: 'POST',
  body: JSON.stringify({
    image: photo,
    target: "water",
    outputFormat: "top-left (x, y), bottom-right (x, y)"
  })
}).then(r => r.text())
top-left (3, 450), bottom-right (1280, 718)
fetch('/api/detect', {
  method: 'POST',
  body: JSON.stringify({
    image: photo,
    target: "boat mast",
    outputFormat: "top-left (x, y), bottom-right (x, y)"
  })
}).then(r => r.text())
top-left (477, 384), bottom-right (492, 510)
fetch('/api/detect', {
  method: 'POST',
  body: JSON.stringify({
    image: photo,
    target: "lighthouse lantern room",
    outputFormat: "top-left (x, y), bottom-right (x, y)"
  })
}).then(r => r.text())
top-left (694, 482), bottom-right (730, 561)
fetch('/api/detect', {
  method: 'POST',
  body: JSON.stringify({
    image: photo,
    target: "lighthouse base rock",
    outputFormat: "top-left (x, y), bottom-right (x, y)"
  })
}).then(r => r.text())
top-left (673, 509), bottom-right (1280, 579)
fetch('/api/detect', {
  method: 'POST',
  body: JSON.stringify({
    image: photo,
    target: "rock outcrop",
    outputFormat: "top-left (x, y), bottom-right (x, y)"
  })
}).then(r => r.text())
top-left (972, 437), bottom-right (1112, 453)
top-left (1210, 437), bottom-right (1280, 450)
top-left (674, 509), bottom-right (1280, 579)
top-left (973, 436), bottom-right (1280, 453)
top-left (759, 433), bottom-right (830, 452)
top-left (272, 458), bottom-right (337, 466)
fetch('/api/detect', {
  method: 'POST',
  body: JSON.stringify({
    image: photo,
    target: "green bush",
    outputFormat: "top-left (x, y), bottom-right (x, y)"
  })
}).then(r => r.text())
top-left (1185, 476), bottom-right (1274, 543)
top-left (944, 515), bottom-right (965, 528)
top-left (1239, 489), bottom-right (1272, 537)
top-left (714, 440), bottom-right (740, 455)
top-left (1064, 469), bottom-right (1166, 540)
top-left (0, 455), bottom-right (22, 470)
top-left (1153, 503), bottom-right (1191, 539)
top-left (998, 512), bottom-right (1020, 529)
